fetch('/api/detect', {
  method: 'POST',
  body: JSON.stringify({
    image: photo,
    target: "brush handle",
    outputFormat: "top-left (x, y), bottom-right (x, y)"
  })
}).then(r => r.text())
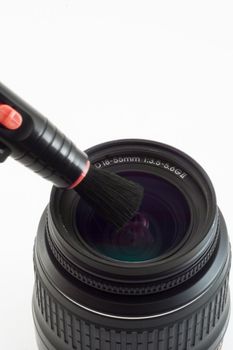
top-left (0, 81), bottom-right (88, 188)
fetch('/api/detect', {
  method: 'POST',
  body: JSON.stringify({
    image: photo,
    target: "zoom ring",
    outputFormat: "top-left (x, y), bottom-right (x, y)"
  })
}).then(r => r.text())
top-left (46, 215), bottom-right (220, 296)
top-left (34, 269), bottom-right (229, 350)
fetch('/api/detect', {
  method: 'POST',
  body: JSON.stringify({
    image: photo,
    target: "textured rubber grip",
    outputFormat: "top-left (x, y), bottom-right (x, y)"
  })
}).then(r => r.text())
top-left (33, 267), bottom-right (230, 350)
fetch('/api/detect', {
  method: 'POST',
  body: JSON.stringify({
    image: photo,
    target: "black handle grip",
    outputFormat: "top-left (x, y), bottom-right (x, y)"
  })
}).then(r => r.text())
top-left (0, 82), bottom-right (88, 187)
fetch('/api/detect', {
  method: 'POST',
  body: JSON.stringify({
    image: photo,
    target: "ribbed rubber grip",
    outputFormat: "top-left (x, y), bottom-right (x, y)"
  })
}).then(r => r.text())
top-left (33, 269), bottom-right (229, 350)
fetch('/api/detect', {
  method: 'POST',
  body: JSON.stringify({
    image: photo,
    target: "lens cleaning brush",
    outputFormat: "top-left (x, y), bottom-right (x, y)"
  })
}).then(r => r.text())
top-left (0, 82), bottom-right (143, 229)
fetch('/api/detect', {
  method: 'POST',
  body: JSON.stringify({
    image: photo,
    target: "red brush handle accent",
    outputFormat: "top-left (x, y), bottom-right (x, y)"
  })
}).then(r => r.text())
top-left (68, 160), bottom-right (90, 189)
top-left (0, 104), bottom-right (23, 130)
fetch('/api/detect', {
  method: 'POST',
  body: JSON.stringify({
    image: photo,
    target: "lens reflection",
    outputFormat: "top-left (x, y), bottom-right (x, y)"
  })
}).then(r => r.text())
top-left (76, 171), bottom-right (190, 262)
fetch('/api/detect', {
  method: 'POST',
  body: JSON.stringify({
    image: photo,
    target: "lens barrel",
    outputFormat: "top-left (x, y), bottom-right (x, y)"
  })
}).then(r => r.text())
top-left (32, 139), bottom-right (231, 350)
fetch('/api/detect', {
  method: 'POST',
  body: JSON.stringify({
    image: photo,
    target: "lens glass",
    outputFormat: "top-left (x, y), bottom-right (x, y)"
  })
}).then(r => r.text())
top-left (75, 171), bottom-right (190, 262)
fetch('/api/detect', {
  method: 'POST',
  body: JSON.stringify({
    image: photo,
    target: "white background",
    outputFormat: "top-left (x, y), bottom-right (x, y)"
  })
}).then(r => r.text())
top-left (0, 1), bottom-right (232, 349)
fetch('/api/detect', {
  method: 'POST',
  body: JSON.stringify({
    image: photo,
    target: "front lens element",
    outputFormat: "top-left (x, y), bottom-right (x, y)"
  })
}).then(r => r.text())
top-left (76, 171), bottom-right (191, 262)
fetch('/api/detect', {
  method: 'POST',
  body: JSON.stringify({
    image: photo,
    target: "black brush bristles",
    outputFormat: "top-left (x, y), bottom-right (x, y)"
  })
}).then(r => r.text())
top-left (75, 165), bottom-right (144, 230)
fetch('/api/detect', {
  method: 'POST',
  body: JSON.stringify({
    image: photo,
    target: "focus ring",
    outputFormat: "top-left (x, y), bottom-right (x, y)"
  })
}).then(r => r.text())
top-left (46, 215), bottom-right (220, 296)
top-left (33, 267), bottom-right (229, 350)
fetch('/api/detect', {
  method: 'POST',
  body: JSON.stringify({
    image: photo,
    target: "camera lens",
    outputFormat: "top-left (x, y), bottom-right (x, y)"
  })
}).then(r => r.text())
top-left (76, 171), bottom-right (190, 262)
top-left (32, 139), bottom-right (231, 350)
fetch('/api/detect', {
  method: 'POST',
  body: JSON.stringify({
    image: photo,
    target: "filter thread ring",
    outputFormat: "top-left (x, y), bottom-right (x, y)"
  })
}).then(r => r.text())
top-left (46, 214), bottom-right (220, 295)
